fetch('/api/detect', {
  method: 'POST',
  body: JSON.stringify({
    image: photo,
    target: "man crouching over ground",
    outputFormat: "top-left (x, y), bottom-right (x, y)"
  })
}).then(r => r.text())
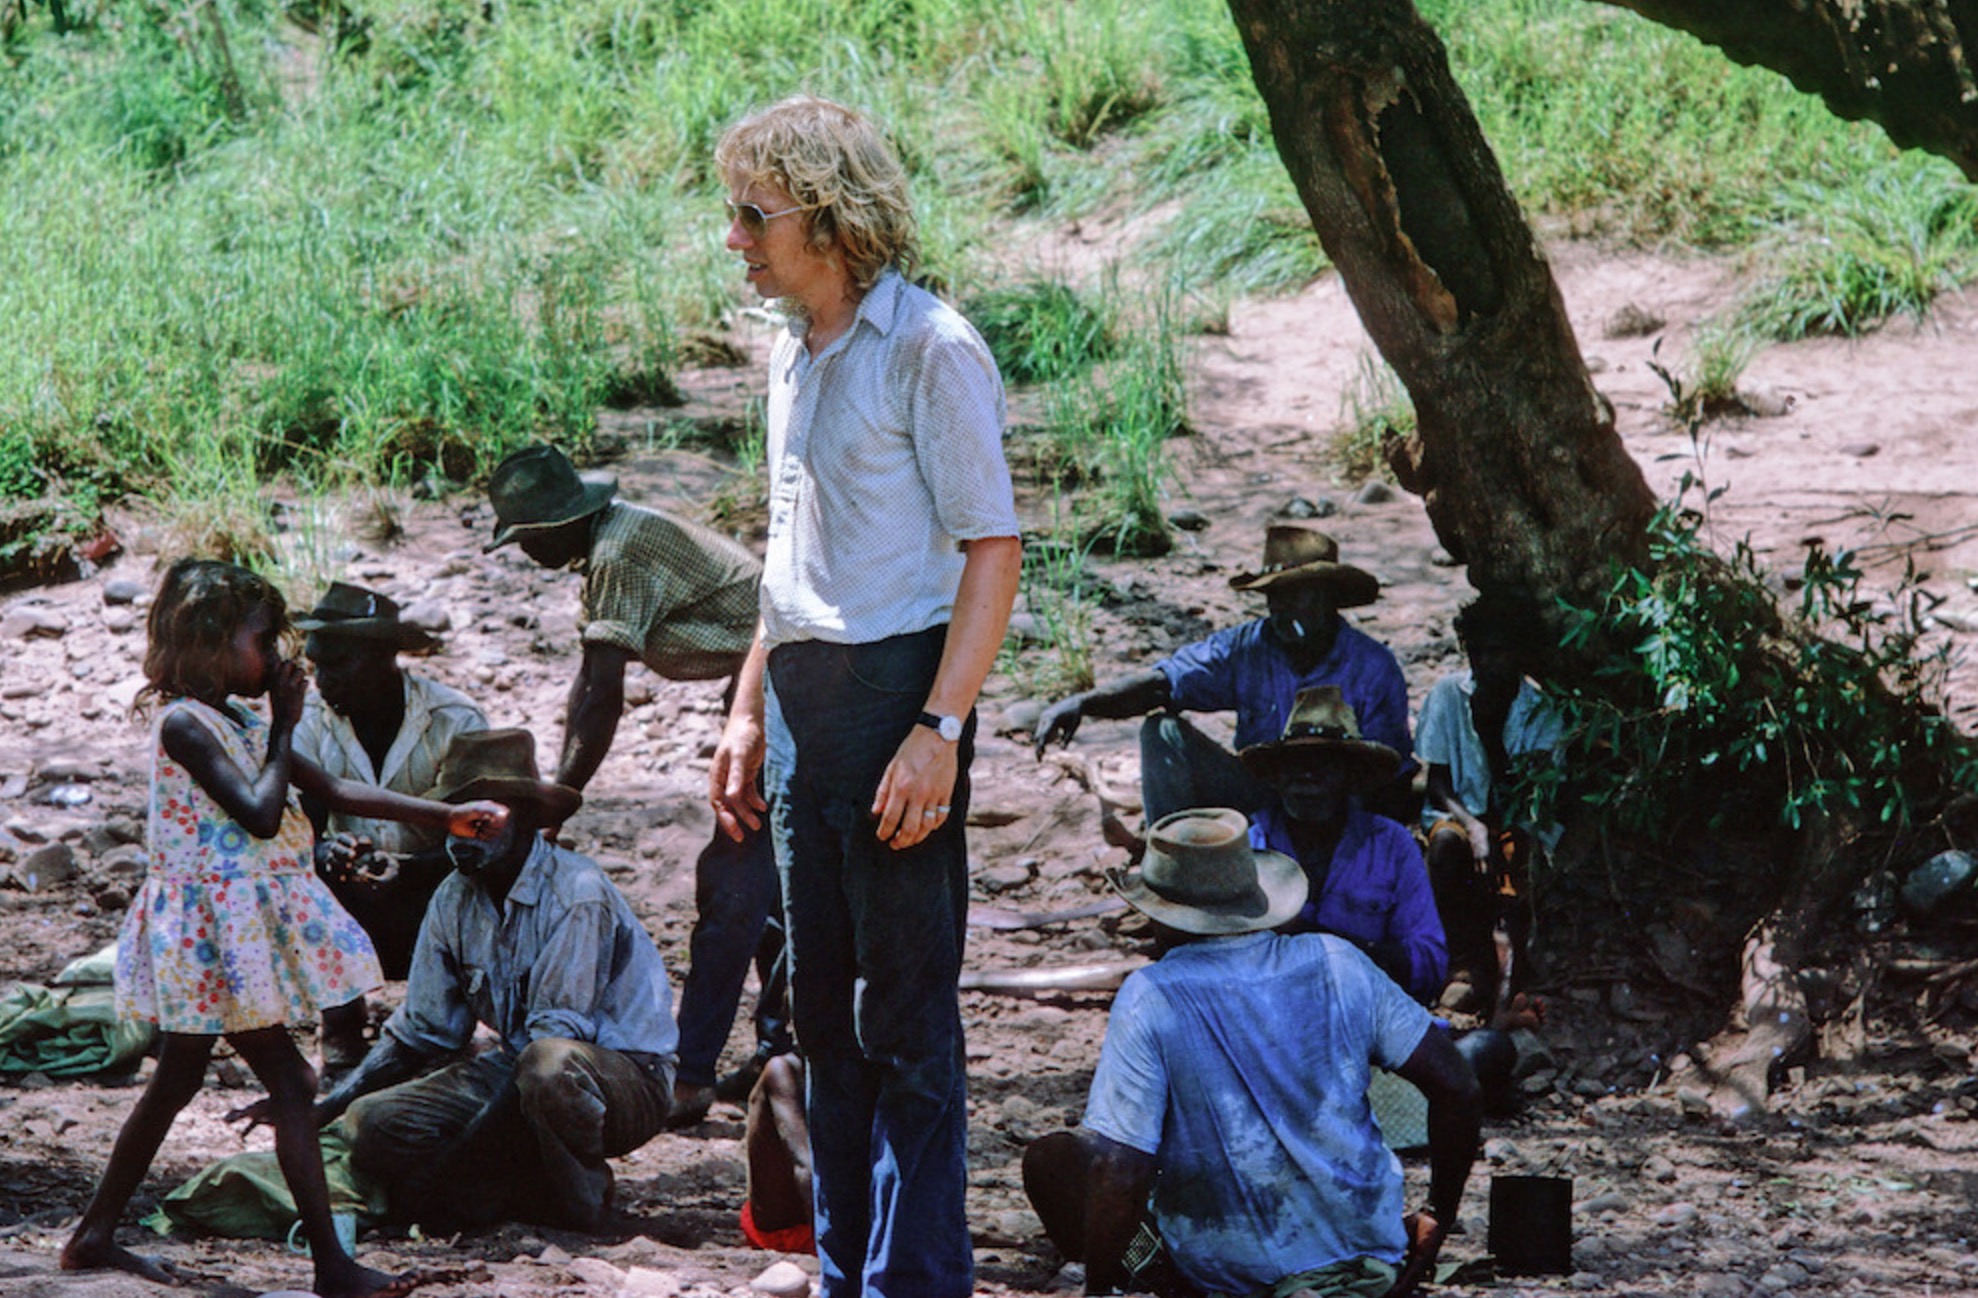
top-left (238, 729), bottom-right (677, 1232)
top-left (1023, 808), bottom-right (1481, 1298)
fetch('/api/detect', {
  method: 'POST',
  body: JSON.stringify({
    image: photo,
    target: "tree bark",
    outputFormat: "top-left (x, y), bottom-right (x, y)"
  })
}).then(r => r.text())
top-left (1222, 0), bottom-right (1657, 661)
top-left (1597, 0), bottom-right (1978, 183)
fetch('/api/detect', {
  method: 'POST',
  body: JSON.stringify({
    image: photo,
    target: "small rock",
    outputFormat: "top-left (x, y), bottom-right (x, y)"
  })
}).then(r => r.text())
top-left (101, 845), bottom-right (146, 878)
top-left (979, 862), bottom-right (1034, 895)
top-left (1840, 442), bottom-right (1880, 458)
top-left (1581, 1190), bottom-right (1629, 1214)
top-left (102, 578), bottom-right (148, 606)
top-left (1761, 1262), bottom-right (1809, 1290)
top-left (1001, 699), bottom-right (1044, 734)
top-left (1004, 612), bottom-right (1045, 646)
top-left (1168, 508), bottom-right (1210, 532)
top-left (399, 599), bottom-right (452, 635)
top-left (103, 607), bottom-right (138, 633)
top-left (1280, 496), bottom-right (1338, 519)
top-left (1428, 548), bottom-right (1459, 567)
top-left (1651, 1201), bottom-right (1698, 1228)
top-left (535, 1242), bottom-right (574, 1265)
top-left (91, 884), bottom-right (130, 911)
top-left (1643, 1152), bottom-right (1678, 1182)
top-left (1740, 384), bottom-right (1796, 417)
top-left (1694, 1275), bottom-right (1747, 1298)
top-left (38, 759), bottom-right (103, 785)
top-left (751, 1260), bottom-right (813, 1296)
top-left (40, 784), bottom-right (93, 808)
top-left (0, 773), bottom-right (24, 800)
top-left (621, 1265), bottom-right (685, 1296)
top-left (1, 608), bottom-right (69, 639)
top-left (1354, 480), bottom-right (1398, 505)
top-left (18, 842), bottom-right (78, 889)
top-left (566, 1257), bottom-right (625, 1289)
top-left (1604, 303), bottom-right (1666, 337)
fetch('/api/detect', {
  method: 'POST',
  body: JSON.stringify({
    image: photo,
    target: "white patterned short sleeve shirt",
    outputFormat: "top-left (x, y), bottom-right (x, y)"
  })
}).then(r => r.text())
top-left (760, 270), bottom-right (1020, 648)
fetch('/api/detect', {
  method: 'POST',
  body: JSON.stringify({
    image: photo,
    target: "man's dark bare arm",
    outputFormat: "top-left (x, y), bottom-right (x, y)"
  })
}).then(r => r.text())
top-left (1387, 1024), bottom-right (1482, 1295)
top-left (1082, 1135), bottom-right (1158, 1295)
top-left (557, 642), bottom-right (635, 792)
top-left (1033, 669), bottom-right (1172, 759)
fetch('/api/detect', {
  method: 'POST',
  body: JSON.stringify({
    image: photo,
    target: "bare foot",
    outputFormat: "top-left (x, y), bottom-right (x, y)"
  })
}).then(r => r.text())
top-left (61, 1236), bottom-right (180, 1286)
top-left (315, 1261), bottom-right (421, 1298)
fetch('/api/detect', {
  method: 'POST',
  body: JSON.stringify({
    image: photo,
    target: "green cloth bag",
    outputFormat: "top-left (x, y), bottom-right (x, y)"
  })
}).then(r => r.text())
top-left (0, 944), bottom-right (156, 1078)
top-left (142, 1124), bottom-right (389, 1241)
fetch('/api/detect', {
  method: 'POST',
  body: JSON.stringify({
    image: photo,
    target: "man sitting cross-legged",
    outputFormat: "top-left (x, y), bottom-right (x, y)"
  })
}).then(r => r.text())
top-left (236, 729), bottom-right (678, 1233)
top-left (1023, 807), bottom-right (1481, 1298)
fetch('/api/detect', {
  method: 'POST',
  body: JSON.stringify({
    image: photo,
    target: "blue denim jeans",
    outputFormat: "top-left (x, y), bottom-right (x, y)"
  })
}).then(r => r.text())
top-left (1138, 712), bottom-right (1274, 824)
top-left (673, 808), bottom-right (787, 1087)
top-left (766, 627), bottom-right (973, 1298)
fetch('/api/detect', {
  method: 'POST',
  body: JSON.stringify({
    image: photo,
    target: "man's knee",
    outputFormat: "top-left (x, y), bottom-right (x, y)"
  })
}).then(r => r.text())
top-left (517, 1039), bottom-right (596, 1107)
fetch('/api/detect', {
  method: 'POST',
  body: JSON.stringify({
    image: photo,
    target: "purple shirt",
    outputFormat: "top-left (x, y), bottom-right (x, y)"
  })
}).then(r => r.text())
top-left (1249, 807), bottom-right (1446, 1003)
top-left (1157, 619), bottom-right (1413, 767)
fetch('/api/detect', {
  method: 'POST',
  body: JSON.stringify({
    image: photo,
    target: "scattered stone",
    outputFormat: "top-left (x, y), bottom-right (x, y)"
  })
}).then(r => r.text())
top-left (1651, 1201), bottom-right (1698, 1228)
top-left (16, 843), bottom-right (78, 889)
top-left (751, 1260), bottom-right (812, 1297)
top-left (36, 759), bottom-right (102, 784)
top-left (102, 578), bottom-right (147, 606)
top-left (534, 1242), bottom-right (574, 1265)
top-left (1429, 548), bottom-right (1459, 567)
top-left (1004, 612), bottom-right (1045, 646)
top-left (979, 862), bottom-right (1035, 894)
top-left (1740, 384), bottom-right (1796, 417)
top-left (1168, 508), bottom-right (1210, 531)
top-left (1694, 1275), bottom-right (1747, 1298)
top-left (1354, 480), bottom-right (1398, 505)
top-left (622, 1265), bottom-right (686, 1296)
top-left (1643, 1153), bottom-right (1678, 1182)
top-left (1, 608), bottom-right (69, 640)
top-left (564, 1257), bottom-right (625, 1289)
top-left (1840, 442), bottom-right (1880, 458)
top-left (91, 883), bottom-right (130, 911)
top-left (1280, 496), bottom-right (1338, 519)
top-left (1900, 850), bottom-right (1975, 914)
top-left (1604, 303), bottom-right (1665, 337)
top-left (103, 607), bottom-right (138, 633)
top-left (1000, 699), bottom-right (1044, 735)
top-left (40, 784), bottom-right (93, 808)
top-left (101, 845), bottom-right (146, 878)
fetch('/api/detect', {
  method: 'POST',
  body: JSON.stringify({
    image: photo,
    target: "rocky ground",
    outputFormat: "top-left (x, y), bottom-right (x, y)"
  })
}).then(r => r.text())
top-left (2, 238), bottom-right (1977, 1297)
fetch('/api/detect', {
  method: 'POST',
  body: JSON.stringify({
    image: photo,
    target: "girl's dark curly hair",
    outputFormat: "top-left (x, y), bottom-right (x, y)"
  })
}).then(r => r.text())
top-left (142, 559), bottom-right (289, 705)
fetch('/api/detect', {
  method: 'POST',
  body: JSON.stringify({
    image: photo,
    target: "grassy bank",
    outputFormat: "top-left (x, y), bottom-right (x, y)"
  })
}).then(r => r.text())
top-left (2, 0), bottom-right (1972, 565)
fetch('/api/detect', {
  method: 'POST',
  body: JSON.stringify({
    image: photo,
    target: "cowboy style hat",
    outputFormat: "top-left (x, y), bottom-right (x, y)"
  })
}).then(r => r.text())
top-left (1238, 685), bottom-right (1402, 789)
top-left (1227, 523), bottom-right (1381, 607)
top-left (429, 729), bottom-right (583, 822)
top-left (484, 444), bottom-right (618, 553)
top-left (293, 582), bottom-right (441, 653)
top-left (1107, 807), bottom-right (1307, 936)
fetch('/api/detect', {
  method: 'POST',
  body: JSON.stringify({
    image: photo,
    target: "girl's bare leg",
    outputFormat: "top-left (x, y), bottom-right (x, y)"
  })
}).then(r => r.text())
top-left (228, 1026), bottom-right (417, 1298)
top-left (61, 1032), bottom-right (216, 1284)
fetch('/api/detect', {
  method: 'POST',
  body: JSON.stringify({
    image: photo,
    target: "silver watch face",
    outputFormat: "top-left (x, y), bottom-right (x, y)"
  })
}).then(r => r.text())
top-left (937, 713), bottom-right (963, 742)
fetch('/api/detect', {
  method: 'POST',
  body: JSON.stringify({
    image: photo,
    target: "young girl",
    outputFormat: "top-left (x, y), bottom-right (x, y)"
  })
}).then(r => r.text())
top-left (61, 559), bottom-right (505, 1298)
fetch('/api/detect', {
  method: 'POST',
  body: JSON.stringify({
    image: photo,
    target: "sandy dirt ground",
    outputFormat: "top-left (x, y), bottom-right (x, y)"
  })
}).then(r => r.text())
top-left (1, 238), bottom-right (1976, 1297)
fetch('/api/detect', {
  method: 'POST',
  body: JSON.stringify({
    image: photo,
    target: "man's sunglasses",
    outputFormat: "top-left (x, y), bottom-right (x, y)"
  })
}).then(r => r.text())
top-left (726, 200), bottom-right (820, 237)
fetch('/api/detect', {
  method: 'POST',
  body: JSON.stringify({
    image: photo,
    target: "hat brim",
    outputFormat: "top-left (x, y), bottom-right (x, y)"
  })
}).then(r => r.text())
top-left (433, 775), bottom-right (583, 823)
top-left (1228, 561), bottom-right (1380, 607)
top-left (1238, 735), bottom-right (1402, 789)
top-left (1108, 847), bottom-right (1307, 936)
top-left (295, 618), bottom-right (442, 654)
top-left (484, 475), bottom-right (617, 553)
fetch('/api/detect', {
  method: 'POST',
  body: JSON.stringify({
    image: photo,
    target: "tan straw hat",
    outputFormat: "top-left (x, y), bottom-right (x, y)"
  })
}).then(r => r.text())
top-left (1227, 524), bottom-right (1380, 607)
top-left (429, 729), bottom-right (583, 822)
top-left (484, 444), bottom-right (617, 552)
top-left (1106, 808), bottom-right (1306, 935)
top-left (1238, 685), bottom-right (1402, 789)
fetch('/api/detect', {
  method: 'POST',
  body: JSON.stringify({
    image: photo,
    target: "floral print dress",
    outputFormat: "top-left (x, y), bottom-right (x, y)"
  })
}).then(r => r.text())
top-left (115, 697), bottom-right (383, 1035)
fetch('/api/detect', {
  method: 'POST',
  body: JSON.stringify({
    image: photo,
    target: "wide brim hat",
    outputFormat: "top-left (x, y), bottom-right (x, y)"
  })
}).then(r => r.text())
top-left (1228, 523), bottom-right (1380, 607)
top-left (1239, 685), bottom-right (1402, 789)
top-left (484, 444), bottom-right (617, 552)
top-left (293, 582), bottom-right (441, 653)
top-left (1107, 807), bottom-right (1307, 936)
top-left (429, 728), bottom-right (583, 822)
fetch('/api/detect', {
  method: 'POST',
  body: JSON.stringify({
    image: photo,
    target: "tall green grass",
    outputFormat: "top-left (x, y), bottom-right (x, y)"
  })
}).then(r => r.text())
top-left (3, 0), bottom-right (1975, 562)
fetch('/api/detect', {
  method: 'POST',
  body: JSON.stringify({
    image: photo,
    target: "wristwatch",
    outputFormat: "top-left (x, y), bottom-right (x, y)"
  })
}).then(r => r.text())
top-left (918, 711), bottom-right (964, 742)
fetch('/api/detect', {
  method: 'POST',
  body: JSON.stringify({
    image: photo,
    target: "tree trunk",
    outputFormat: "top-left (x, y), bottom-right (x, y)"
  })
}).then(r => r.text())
top-left (1597, 0), bottom-right (1978, 182)
top-left (1222, 0), bottom-right (1657, 665)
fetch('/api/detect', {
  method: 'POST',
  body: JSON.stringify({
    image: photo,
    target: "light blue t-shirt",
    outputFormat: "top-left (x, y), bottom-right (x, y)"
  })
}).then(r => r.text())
top-left (1082, 932), bottom-right (1432, 1296)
